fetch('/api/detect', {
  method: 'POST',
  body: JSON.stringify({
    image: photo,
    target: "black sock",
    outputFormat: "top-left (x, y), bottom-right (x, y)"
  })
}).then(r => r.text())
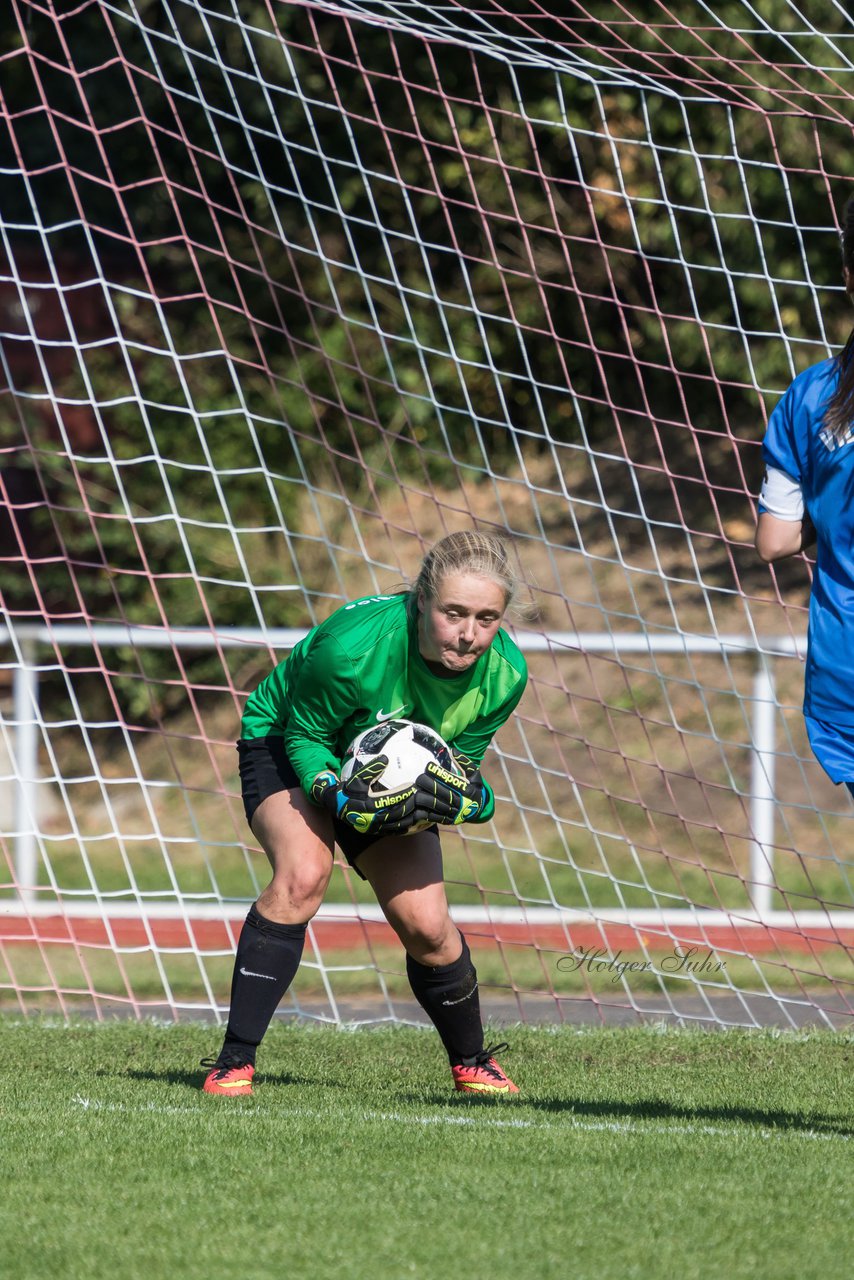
top-left (406, 933), bottom-right (484, 1065)
top-left (220, 904), bottom-right (307, 1064)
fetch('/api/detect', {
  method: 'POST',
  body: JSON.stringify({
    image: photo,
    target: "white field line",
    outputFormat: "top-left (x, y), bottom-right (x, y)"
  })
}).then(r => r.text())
top-left (65, 1094), bottom-right (850, 1143)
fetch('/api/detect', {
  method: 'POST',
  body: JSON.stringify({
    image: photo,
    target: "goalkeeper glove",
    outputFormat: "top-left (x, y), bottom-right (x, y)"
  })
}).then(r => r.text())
top-left (414, 752), bottom-right (489, 826)
top-left (310, 758), bottom-right (417, 836)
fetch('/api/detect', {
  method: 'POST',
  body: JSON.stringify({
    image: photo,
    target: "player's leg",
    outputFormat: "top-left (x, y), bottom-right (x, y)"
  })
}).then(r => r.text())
top-left (203, 776), bottom-right (335, 1095)
top-left (355, 833), bottom-right (518, 1094)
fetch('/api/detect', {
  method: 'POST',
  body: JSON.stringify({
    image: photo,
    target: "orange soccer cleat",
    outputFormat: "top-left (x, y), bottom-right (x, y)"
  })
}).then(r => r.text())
top-left (451, 1042), bottom-right (519, 1095)
top-left (200, 1053), bottom-right (256, 1096)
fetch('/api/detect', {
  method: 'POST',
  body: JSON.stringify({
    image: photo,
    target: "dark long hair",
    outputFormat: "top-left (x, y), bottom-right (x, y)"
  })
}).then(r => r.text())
top-left (824, 195), bottom-right (854, 442)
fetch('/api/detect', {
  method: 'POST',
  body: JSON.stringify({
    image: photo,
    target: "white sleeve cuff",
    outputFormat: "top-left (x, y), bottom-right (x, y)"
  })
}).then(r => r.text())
top-left (759, 465), bottom-right (804, 521)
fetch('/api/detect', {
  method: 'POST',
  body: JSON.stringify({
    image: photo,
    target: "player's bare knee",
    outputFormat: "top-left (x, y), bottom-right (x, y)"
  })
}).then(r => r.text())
top-left (259, 865), bottom-right (329, 922)
top-left (401, 915), bottom-right (459, 965)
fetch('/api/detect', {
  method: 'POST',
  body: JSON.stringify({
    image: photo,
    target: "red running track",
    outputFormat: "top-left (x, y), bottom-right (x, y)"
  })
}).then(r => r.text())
top-left (2, 914), bottom-right (853, 955)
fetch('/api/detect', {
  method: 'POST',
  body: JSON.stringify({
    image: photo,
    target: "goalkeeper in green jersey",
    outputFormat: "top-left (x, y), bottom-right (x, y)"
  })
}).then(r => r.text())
top-left (201, 531), bottom-right (528, 1097)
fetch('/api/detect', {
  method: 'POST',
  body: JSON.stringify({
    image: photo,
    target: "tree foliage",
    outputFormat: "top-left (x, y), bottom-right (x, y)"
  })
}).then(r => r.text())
top-left (1, 1), bottom-right (850, 715)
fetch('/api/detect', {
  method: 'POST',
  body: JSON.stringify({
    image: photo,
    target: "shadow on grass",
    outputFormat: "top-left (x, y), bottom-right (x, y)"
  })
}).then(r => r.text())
top-left (422, 1090), bottom-right (854, 1138)
top-left (123, 1067), bottom-right (316, 1090)
top-left (115, 1068), bottom-right (853, 1138)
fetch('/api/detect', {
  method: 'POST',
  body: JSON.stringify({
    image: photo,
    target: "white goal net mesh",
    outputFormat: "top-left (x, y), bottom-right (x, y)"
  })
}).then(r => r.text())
top-left (1, 0), bottom-right (852, 1028)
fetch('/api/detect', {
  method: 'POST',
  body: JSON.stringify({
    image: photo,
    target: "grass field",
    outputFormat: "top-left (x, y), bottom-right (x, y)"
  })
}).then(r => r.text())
top-left (1, 1021), bottom-right (850, 1280)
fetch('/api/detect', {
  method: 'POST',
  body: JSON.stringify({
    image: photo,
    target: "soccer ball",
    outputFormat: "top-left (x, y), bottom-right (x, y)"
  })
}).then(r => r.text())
top-left (340, 718), bottom-right (460, 798)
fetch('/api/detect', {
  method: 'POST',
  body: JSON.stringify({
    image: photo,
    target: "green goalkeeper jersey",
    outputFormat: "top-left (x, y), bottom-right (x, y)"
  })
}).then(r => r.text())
top-left (241, 592), bottom-right (527, 822)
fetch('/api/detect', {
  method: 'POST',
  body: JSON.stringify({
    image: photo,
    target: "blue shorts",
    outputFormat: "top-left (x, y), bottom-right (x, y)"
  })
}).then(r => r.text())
top-left (804, 715), bottom-right (854, 800)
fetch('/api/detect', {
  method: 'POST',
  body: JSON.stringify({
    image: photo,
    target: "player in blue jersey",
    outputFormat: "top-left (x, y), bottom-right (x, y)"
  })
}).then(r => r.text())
top-left (200, 531), bottom-right (529, 1098)
top-left (755, 195), bottom-right (854, 800)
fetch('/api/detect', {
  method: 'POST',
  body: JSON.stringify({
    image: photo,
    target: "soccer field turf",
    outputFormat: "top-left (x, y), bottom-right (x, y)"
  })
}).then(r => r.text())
top-left (1, 1020), bottom-right (850, 1280)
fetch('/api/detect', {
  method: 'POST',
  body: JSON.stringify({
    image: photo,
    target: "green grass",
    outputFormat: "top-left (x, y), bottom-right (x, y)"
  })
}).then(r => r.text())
top-left (1, 1021), bottom-right (851, 1280)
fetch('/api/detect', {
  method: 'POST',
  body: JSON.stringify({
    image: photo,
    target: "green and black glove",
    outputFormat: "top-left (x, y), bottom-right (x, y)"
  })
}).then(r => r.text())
top-left (413, 752), bottom-right (490, 826)
top-left (310, 757), bottom-right (418, 836)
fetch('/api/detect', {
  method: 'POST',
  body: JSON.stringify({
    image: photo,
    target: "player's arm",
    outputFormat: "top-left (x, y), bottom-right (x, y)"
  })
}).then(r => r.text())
top-left (282, 632), bottom-right (356, 787)
top-left (754, 465), bottom-right (812, 563)
top-left (755, 376), bottom-right (817, 563)
top-left (755, 513), bottom-right (810, 562)
top-left (285, 634), bottom-right (417, 834)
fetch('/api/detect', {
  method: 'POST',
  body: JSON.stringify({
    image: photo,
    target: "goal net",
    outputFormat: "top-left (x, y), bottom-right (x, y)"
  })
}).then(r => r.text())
top-left (2, 0), bottom-right (852, 1029)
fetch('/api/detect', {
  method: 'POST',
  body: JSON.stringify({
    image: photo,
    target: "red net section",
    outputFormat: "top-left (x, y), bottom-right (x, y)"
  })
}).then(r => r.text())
top-left (1, 0), bottom-right (852, 1026)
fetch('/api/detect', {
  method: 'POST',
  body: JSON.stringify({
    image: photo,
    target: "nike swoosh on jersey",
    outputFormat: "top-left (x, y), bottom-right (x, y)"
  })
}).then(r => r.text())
top-left (240, 966), bottom-right (276, 980)
top-left (376, 706), bottom-right (406, 721)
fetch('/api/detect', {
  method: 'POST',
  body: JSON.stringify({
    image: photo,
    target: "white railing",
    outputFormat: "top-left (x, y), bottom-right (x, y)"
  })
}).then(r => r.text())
top-left (0, 623), bottom-right (806, 916)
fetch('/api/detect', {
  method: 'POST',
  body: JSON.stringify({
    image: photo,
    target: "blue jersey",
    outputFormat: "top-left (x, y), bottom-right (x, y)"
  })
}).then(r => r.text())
top-left (761, 356), bottom-right (854, 725)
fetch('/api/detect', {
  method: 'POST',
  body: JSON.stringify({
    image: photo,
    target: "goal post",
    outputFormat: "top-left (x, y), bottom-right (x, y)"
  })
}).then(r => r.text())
top-left (1, 0), bottom-right (853, 1029)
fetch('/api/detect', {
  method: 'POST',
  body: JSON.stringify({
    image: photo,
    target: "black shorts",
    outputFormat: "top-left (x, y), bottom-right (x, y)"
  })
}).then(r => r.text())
top-left (236, 735), bottom-right (439, 880)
